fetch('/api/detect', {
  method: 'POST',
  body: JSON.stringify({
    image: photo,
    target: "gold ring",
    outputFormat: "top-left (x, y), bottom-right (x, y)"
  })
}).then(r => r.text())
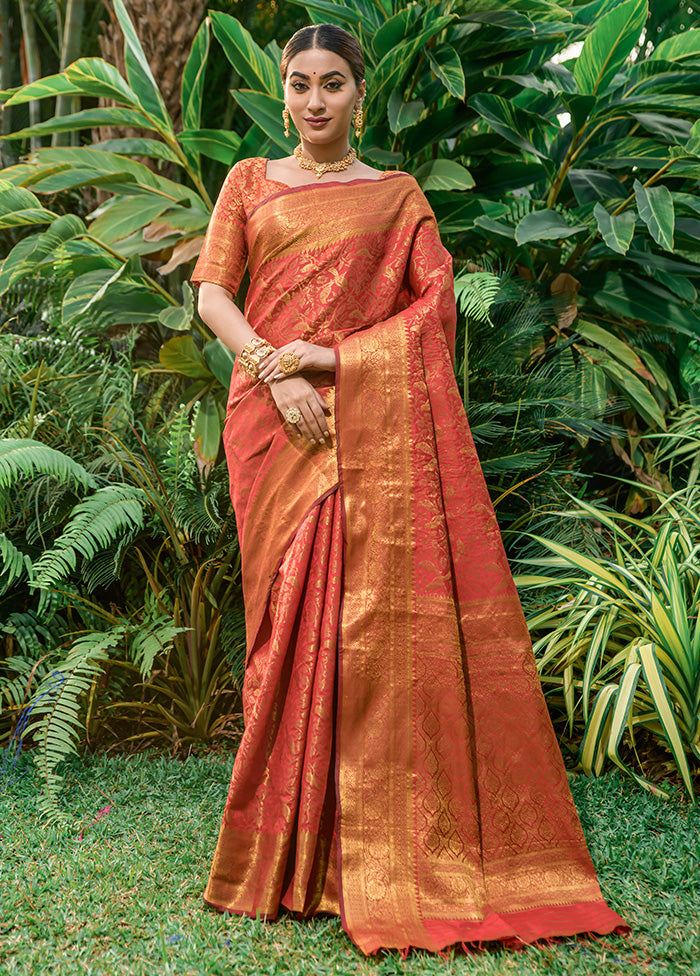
top-left (278, 351), bottom-right (300, 375)
top-left (285, 407), bottom-right (302, 424)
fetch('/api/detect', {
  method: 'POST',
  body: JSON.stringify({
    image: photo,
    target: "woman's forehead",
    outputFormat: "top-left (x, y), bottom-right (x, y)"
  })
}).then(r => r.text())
top-left (286, 47), bottom-right (351, 76)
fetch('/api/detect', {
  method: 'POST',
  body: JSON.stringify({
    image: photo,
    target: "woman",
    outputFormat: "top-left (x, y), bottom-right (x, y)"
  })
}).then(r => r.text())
top-left (192, 23), bottom-right (628, 957)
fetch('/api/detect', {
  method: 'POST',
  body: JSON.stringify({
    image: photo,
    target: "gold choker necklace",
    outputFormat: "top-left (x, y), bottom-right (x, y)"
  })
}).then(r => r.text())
top-left (293, 144), bottom-right (357, 179)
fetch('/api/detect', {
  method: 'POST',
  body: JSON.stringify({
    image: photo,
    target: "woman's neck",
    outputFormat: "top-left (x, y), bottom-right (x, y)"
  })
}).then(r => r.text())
top-left (297, 137), bottom-right (353, 163)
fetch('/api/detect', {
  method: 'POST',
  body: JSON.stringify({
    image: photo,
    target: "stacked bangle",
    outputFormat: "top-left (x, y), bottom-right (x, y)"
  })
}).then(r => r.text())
top-left (238, 336), bottom-right (275, 379)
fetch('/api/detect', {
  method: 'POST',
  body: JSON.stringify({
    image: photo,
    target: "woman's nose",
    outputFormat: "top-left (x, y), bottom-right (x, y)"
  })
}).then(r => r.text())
top-left (306, 86), bottom-right (325, 112)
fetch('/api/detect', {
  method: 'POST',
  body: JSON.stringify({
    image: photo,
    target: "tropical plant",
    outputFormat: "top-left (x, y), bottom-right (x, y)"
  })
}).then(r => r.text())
top-left (0, 387), bottom-right (245, 816)
top-left (454, 267), bottom-right (620, 518)
top-left (3, 0), bottom-right (698, 473)
top-left (516, 486), bottom-right (700, 801)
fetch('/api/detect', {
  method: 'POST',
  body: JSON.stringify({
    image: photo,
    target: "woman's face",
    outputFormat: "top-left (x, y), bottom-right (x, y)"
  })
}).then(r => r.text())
top-left (284, 46), bottom-right (364, 148)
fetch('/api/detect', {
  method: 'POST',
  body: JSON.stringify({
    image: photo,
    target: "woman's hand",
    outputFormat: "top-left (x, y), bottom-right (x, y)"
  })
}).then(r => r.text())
top-left (257, 340), bottom-right (335, 383)
top-left (268, 375), bottom-right (331, 445)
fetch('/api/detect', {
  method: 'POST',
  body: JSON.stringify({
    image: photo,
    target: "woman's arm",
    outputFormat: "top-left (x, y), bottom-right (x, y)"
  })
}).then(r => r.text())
top-left (197, 282), bottom-right (332, 445)
top-left (197, 281), bottom-right (258, 355)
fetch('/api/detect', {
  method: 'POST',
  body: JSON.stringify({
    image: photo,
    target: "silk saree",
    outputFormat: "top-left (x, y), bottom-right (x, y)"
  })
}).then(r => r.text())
top-left (191, 156), bottom-right (628, 955)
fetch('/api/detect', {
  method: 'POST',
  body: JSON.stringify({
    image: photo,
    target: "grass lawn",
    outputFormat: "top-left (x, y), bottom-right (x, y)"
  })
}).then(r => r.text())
top-left (0, 753), bottom-right (698, 976)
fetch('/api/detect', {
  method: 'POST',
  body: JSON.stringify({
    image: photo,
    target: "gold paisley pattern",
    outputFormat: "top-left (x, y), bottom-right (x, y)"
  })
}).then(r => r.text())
top-left (191, 161), bottom-right (628, 955)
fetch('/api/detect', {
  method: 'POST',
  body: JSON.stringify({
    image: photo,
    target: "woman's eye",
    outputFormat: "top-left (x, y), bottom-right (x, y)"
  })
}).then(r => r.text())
top-left (325, 82), bottom-right (341, 91)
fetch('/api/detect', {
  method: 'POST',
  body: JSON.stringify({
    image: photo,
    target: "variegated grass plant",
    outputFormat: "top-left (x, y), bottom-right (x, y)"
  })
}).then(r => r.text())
top-left (515, 487), bottom-right (700, 802)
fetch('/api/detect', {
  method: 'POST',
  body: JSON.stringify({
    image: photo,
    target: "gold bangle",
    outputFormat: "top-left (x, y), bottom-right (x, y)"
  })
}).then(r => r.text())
top-left (238, 337), bottom-right (275, 379)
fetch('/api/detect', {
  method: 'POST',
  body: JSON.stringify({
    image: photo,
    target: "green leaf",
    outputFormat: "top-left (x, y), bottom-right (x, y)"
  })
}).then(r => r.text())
top-left (182, 18), bottom-right (211, 133)
top-left (684, 120), bottom-right (700, 158)
top-left (596, 272), bottom-right (700, 335)
top-left (34, 485), bottom-right (145, 589)
top-left (0, 180), bottom-right (56, 229)
top-left (231, 89), bottom-right (286, 150)
top-left (92, 138), bottom-right (180, 163)
top-left (89, 195), bottom-right (172, 244)
top-left (574, 0), bottom-right (648, 96)
top-left (158, 283), bottom-right (194, 332)
top-left (203, 339), bottom-right (236, 389)
top-left (593, 203), bottom-right (636, 254)
top-left (193, 393), bottom-right (224, 467)
top-left (427, 45), bottom-right (465, 100)
top-left (29, 213), bottom-right (87, 263)
top-left (597, 356), bottom-right (666, 428)
top-left (373, 5), bottom-right (422, 60)
top-left (387, 89), bottom-right (424, 134)
top-left (0, 236), bottom-right (41, 294)
top-left (413, 159), bottom-right (474, 192)
top-left (62, 270), bottom-right (169, 329)
top-left (2, 73), bottom-right (79, 106)
top-left (0, 108), bottom-right (155, 141)
top-left (64, 58), bottom-right (141, 107)
top-left (178, 128), bottom-right (242, 165)
top-left (514, 209), bottom-right (587, 245)
top-left (159, 335), bottom-right (211, 379)
top-left (469, 93), bottom-right (558, 158)
top-left (649, 28), bottom-right (700, 63)
top-left (634, 179), bottom-right (674, 251)
top-left (0, 439), bottom-right (98, 493)
top-left (112, 0), bottom-right (172, 134)
top-left (575, 320), bottom-right (651, 378)
top-left (285, 0), bottom-right (363, 28)
top-left (638, 643), bottom-right (695, 799)
top-left (580, 684), bottom-right (617, 776)
top-left (371, 15), bottom-right (456, 115)
top-left (568, 168), bottom-right (627, 205)
top-left (210, 11), bottom-right (282, 97)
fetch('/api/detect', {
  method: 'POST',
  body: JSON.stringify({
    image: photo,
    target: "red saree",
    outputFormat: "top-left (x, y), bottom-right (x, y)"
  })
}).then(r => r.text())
top-left (191, 156), bottom-right (628, 955)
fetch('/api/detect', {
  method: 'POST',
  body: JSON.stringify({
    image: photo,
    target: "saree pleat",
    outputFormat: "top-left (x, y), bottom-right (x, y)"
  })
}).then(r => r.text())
top-left (192, 158), bottom-right (628, 955)
top-left (205, 490), bottom-right (342, 918)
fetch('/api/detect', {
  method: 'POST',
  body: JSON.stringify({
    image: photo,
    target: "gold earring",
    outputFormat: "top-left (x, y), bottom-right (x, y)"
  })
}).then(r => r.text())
top-left (353, 102), bottom-right (364, 139)
top-left (282, 106), bottom-right (291, 138)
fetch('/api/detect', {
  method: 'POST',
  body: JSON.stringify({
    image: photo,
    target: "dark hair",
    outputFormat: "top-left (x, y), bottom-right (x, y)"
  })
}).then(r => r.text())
top-left (280, 24), bottom-right (365, 86)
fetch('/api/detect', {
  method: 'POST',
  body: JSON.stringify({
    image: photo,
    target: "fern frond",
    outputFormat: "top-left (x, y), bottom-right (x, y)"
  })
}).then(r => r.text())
top-left (23, 627), bottom-right (127, 818)
top-left (0, 654), bottom-right (52, 710)
top-left (0, 609), bottom-right (63, 658)
top-left (34, 484), bottom-right (146, 590)
top-left (130, 615), bottom-right (189, 677)
top-left (454, 271), bottom-right (501, 324)
top-left (0, 440), bottom-right (98, 498)
top-left (101, 347), bottom-right (136, 436)
top-left (0, 533), bottom-right (34, 594)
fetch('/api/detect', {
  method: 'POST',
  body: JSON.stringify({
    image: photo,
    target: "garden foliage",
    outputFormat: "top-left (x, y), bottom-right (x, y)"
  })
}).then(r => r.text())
top-left (1, 0), bottom-right (699, 807)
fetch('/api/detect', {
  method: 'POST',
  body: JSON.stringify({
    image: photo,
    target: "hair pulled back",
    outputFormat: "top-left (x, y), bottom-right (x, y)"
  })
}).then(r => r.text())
top-left (280, 24), bottom-right (365, 86)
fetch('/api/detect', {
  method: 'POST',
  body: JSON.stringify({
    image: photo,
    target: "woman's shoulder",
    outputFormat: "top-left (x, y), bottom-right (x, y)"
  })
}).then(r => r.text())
top-left (225, 156), bottom-right (266, 186)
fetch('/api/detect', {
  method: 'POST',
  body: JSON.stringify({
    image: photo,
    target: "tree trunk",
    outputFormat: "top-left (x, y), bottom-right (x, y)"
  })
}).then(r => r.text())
top-left (18, 0), bottom-right (42, 150)
top-left (0, 0), bottom-right (14, 139)
top-left (53, 0), bottom-right (87, 146)
top-left (97, 0), bottom-right (207, 141)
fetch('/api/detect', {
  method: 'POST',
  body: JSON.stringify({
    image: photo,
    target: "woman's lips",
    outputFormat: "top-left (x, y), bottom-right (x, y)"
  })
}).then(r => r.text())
top-left (305, 118), bottom-right (330, 128)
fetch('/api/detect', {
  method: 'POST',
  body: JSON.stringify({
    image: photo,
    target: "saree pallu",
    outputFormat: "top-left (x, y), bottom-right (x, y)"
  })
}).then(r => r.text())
top-left (192, 166), bottom-right (628, 955)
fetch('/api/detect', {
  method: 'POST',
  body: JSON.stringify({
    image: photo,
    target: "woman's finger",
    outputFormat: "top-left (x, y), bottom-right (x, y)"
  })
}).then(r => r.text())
top-left (313, 390), bottom-right (330, 413)
top-left (304, 398), bottom-right (330, 443)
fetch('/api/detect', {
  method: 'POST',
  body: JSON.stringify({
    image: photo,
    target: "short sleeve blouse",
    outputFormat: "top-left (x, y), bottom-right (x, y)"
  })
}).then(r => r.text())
top-left (191, 157), bottom-right (290, 296)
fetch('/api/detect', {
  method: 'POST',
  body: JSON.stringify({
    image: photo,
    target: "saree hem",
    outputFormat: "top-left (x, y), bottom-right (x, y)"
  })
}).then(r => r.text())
top-left (203, 895), bottom-right (629, 955)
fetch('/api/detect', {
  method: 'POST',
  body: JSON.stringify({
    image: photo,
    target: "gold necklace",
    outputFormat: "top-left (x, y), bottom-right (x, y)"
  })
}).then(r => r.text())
top-left (293, 143), bottom-right (357, 179)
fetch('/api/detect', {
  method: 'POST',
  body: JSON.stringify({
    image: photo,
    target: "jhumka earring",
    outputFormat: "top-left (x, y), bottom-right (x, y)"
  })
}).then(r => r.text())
top-left (282, 106), bottom-right (291, 138)
top-left (353, 102), bottom-right (364, 139)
